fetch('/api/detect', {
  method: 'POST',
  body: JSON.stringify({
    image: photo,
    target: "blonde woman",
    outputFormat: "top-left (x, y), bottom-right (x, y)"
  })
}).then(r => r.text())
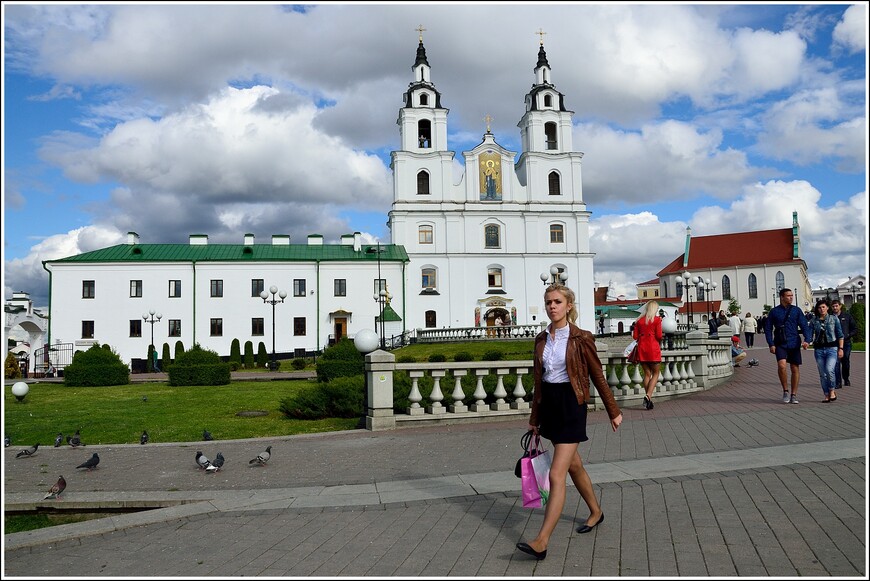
top-left (516, 283), bottom-right (622, 561)
top-left (633, 301), bottom-right (663, 410)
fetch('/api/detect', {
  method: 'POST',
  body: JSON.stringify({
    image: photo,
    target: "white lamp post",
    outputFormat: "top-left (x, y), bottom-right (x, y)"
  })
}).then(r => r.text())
top-left (260, 286), bottom-right (287, 371)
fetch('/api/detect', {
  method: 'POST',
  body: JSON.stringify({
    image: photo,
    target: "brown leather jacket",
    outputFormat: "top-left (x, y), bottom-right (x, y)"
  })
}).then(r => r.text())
top-left (529, 322), bottom-right (621, 426)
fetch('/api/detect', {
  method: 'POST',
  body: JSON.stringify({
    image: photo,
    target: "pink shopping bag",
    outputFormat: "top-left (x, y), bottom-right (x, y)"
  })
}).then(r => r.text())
top-left (520, 436), bottom-right (551, 508)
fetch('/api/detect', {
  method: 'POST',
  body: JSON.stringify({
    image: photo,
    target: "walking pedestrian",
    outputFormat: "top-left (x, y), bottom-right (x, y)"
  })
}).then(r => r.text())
top-left (742, 312), bottom-right (757, 347)
top-left (633, 301), bottom-right (663, 410)
top-left (831, 299), bottom-right (857, 387)
top-left (728, 311), bottom-right (743, 341)
top-left (515, 283), bottom-right (622, 561)
top-left (764, 288), bottom-right (810, 404)
top-left (808, 298), bottom-right (844, 402)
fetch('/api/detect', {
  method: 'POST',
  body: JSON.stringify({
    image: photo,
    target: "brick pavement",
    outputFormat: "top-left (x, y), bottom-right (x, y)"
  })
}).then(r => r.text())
top-left (3, 347), bottom-right (866, 577)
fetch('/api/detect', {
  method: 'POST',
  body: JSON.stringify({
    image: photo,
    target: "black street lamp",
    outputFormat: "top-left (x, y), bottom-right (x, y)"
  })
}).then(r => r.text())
top-left (373, 288), bottom-right (392, 350)
top-left (681, 271), bottom-right (700, 326)
top-left (142, 309), bottom-right (162, 372)
top-left (260, 286), bottom-right (287, 371)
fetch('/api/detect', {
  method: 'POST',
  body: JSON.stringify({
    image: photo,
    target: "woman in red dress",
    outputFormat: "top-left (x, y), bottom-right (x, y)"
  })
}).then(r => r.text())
top-left (633, 301), bottom-right (663, 410)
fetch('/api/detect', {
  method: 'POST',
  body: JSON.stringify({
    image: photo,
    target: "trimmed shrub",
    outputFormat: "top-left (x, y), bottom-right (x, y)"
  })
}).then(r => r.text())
top-left (453, 351), bottom-right (474, 362)
top-left (482, 350), bottom-right (504, 361)
top-left (5, 352), bottom-right (22, 379)
top-left (315, 338), bottom-right (363, 382)
top-left (146, 345), bottom-right (155, 373)
top-left (257, 342), bottom-right (268, 368)
top-left (64, 343), bottom-right (130, 387)
top-left (162, 343), bottom-right (171, 368)
top-left (397, 355), bottom-right (417, 363)
top-left (427, 353), bottom-right (447, 363)
top-left (279, 376), bottom-right (363, 419)
top-left (851, 302), bottom-right (865, 343)
top-left (243, 341), bottom-right (255, 368)
top-left (291, 358), bottom-right (306, 370)
top-left (229, 339), bottom-right (242, 367)
top-left (168, 344), bottom-right (230, 386)
top-left (175, 341), bottom-right (185, 359)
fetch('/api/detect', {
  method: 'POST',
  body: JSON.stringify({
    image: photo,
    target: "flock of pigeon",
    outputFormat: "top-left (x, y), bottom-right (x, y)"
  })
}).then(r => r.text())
top-left (11, 428), bottom-right (274, 500)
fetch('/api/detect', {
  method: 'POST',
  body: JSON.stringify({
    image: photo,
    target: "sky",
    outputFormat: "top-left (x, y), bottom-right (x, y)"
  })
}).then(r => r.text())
top-left (2, 2), bottom-right (868, 312)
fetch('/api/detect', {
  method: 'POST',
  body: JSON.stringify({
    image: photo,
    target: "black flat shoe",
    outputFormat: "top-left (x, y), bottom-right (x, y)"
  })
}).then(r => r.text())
top-left (576, 513), bottom-right (604, 534)
top-left (644, 396), bottom-right (654, 410)
top-left (516, 542), bottom-right (547, 560)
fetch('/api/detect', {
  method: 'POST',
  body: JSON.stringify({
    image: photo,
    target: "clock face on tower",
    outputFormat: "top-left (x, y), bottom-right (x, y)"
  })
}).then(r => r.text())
top-left (479, 151), bottom-right (502, 201)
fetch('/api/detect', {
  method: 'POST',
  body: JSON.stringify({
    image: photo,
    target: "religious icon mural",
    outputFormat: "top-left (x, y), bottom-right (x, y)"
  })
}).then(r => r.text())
top-left (478, 151), bottom-right (502, 201)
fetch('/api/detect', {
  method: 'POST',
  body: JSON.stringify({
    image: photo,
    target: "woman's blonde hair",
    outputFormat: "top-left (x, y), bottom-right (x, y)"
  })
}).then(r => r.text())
top-left (544, 283), bottom-right (578, 323)
top-left (641, 300), bottom-right (659, 323)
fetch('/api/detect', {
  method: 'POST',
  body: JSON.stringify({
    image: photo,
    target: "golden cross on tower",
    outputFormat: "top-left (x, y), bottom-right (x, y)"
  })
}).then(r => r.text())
top-left (484, 114), bottom-right (493, 133)
top-left (416, 24), bottom-right (426, 42)
top-left (535, 28), bottom-right (546, 45)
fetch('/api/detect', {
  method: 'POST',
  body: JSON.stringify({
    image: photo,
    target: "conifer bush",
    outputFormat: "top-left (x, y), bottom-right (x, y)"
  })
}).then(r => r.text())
top-left (168, 344), bottom-right (230, 386)
top-left (64, 344), bottom-right (130, 387)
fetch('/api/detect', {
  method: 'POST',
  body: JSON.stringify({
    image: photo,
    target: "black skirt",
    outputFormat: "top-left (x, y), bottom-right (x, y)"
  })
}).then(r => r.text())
top-left (538, 381), bottom-right (588, 444)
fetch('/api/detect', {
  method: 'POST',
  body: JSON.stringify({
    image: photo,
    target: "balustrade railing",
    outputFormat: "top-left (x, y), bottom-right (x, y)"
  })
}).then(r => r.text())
top-left (363, 331), bottom-right (734, 430)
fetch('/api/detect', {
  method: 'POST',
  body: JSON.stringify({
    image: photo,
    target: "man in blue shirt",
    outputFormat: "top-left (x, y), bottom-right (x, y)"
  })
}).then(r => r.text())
top-left (831, 299), bottom-right (857, 387)
top-left (764, 288), bottom-right (810, 404)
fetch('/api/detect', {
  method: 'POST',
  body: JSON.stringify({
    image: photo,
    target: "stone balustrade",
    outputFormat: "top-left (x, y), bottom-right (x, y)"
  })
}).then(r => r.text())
top-left (363, 331), bottom-right (734, 430)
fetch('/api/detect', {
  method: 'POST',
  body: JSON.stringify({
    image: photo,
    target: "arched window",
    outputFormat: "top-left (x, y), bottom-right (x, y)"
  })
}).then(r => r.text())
top-left (488, 267), bottom-right (503, 289)
top-left (663, 280), bottom-right (669, 297)
top-left (485, 224), bottom-right (500, 248)
top-left (425, 310), bottom-right (437, 328)
top-left (548, 171), bottom-right (561, 195)
top-left (721, 275), bottom-right (732, 300)
top-left (549, 224), bottom-right (564, 243)
top-left (697, 286), bottom-right (705, 301)
top-left (748, 273), bottom-right (758, 298)
top-left (545, 122), bottom-right (557, 150)
top-left (775, 271), bottom-right (785, 293)
top-left (418, 225), bottom-right (433, 244)
top-left (416, 170), bottom-right (430, 195)
top-left (417, 119), bottom-right (431, 148)
top-left (421, 268), bottom-right (436, 289)
top-left (676, 280), bottom-right (683, 299)
top-left (544, 94), bottom-right (552, 108)
top-left (419, 93), bottom-right (428, 106)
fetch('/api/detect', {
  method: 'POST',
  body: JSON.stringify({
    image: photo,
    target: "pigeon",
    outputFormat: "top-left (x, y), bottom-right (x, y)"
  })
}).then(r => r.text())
top-left (142, 395), bottom-right (148, 402)
top-left (54, 432), bottom-right (64, 447)
top-left (66, 430), bottom-right (83, 447)
top-left (202, 430), bottom-right (213, 441)
top-left (16, 443), bottom-right (39, 458)
top-left (195, 451), bottom-right (211, 470)
top-left (140, 430), bottom-right (149, 445)
top-left (206, 452), bottom-right (225, 473)
top-left (44, 475), bottom-right (66, 500)
top-left (249, 446), bottom-right (271, 467)
top-left (748, 358), bottom-right (760, 367)
top-left (5, 435), bottom-right (11, 447)
top-left (76, 452), bottom-right (100, 471)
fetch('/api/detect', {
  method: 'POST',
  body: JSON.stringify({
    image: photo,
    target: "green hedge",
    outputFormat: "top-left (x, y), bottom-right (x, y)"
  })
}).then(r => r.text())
top-left (279, 376), bottom-right (363, 419)
top-left (315, 338), bottom-right (363, 382)
top-left (168, 344), bottom-right (230, 386)
top-left (64, 344), bottom-right (130, 387)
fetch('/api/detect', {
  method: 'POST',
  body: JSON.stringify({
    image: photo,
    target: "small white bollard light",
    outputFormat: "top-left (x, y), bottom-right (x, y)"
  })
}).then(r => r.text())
top-left (11, 381), bottom-right (29, 402)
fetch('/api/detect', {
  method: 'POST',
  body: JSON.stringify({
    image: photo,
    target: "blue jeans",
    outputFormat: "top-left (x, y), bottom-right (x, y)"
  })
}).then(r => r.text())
top-left (814, 346), bottom-right (838, 396)
top-left (834, 342), bottom-right (852, 386)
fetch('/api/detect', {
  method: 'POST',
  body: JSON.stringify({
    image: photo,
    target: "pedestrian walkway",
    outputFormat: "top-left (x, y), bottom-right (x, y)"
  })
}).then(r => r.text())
top-left (4, 347), bottom-right (866, 577)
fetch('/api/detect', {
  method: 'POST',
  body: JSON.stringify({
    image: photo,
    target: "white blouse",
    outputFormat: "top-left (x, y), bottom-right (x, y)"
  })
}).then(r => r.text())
top-left (542, 324), bottom-right (570, 384)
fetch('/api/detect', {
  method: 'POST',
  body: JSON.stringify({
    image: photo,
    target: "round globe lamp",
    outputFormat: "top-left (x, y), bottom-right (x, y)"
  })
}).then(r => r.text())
top-left (354, 328), bottom-right (379, 354)
top-left (11, 381), bottom-right (29, 402)
top-left (662, 317), bottom-right (678, 334)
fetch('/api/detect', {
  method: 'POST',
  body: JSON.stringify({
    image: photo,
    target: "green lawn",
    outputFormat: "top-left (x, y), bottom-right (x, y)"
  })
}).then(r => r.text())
top-left (4, 340), bottom-right (539, 447)
top-left (4, 380), bottom-right (357, 446)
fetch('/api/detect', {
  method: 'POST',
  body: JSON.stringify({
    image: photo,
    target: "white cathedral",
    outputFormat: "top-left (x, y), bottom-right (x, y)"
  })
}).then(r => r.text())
top-left (42, 36), bottom-right (598, 365)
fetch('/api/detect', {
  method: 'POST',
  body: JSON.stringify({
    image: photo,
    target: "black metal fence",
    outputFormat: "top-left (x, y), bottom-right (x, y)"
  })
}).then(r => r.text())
top-left (31, 343), bottom-right (75, 377)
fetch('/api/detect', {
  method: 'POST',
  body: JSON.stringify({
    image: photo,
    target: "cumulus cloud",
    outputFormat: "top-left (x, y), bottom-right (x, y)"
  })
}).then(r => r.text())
top-left (832, 4), bottom-right (867, 54)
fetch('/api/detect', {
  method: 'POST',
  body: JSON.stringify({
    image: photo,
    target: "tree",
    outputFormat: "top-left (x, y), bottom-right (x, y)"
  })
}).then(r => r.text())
top-left (5, 352), bottom-right (22, 379)
top-left (727, 298), bottom-right (741, 316)
top-left (243, 341), bottom-right (255, 368)
top-left (175, 341), bottom-right (185, 358)
top-left (229, 338), bottom-right (242, 367)
top-left (257, 342), bottom-right (268, 368)
top-left (162, 342), bottom-right (172, 369)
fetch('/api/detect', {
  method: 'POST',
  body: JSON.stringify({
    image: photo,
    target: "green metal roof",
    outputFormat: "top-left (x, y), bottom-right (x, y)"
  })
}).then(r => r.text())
top-left (44, 243), bottom-right (410, 264)
top-left (376, 304), bottom-right (403, 323)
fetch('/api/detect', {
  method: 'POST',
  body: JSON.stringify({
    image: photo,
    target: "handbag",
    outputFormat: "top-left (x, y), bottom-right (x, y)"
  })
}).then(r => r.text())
top-left (624, 339), bottom-right (639, 363)
top-left (521, 436), bottom-right (551, 508)
top-left (514, 430), bottom-right (533, 478)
